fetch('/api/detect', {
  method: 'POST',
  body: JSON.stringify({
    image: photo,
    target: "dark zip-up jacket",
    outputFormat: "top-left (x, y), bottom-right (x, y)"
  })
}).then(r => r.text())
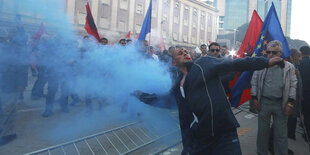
top-left (138, 56), bottom-right (269, 153)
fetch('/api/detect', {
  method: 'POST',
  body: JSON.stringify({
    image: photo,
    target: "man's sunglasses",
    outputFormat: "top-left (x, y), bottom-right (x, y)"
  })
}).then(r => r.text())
top-left (266, 51), bottom-right (279, 55)
top-left (210, 49), bottom-right (220, 52)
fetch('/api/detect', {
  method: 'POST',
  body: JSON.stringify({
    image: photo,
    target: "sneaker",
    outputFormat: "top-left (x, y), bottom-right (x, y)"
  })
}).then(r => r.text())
top-left (0, 134), bottom-right (17, 146)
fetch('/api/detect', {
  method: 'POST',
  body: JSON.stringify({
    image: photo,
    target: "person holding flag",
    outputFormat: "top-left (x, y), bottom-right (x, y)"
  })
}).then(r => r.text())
top-left (251, 40), bottom-right (296, 155)
top-left (232, 3), bottom-right (295, 155)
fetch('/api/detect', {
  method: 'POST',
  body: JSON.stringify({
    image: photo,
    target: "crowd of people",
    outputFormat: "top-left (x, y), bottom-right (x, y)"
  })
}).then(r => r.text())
top-left (0, 29), bottom-right (309, 155)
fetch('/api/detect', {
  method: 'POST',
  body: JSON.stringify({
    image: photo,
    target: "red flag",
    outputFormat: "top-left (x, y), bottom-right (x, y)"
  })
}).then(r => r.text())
top-left (30, 23), bottom-right (47, 71)
top-left (125, 31), bottom-right (131, 39)
top-left (136, 33), bottom-right (140, 39)
top-left (236, 10), bottom-right (263, 58)
top-left (84, 2), bottom-right (100, 42)
top-left (228, 10), bottom-right (263, 107)
top-left (32, 23), bottom-right (47, 40)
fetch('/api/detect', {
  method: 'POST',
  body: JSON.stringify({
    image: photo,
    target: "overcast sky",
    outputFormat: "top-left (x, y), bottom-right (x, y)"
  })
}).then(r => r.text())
top-left (290, 0), bottom-right (310, 44)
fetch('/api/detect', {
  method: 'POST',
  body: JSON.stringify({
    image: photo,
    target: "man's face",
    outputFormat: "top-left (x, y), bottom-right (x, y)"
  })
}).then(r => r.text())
top-left (120, 40), bottom-right (126, 46)
top-left (200, 45), bottom-right (207, 55)
top-left (172, 48), bottom-right (192, 67)
top-left (221, 47), bottom-right (229, 56)
top-left (100, 40), bottom-right (108, 45)
top-left (266, 46), bottom-right (282, 58)
top-left (208, 45), bottom-right (220, 57)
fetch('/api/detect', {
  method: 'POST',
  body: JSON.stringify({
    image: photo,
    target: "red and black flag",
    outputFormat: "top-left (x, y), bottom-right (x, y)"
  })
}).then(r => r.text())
top-left (84, 2), bottom-right (100, 42)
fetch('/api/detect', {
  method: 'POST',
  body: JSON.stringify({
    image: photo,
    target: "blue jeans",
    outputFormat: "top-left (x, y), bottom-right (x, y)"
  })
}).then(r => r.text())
top-left (190, 129), bottom-right (242, 155)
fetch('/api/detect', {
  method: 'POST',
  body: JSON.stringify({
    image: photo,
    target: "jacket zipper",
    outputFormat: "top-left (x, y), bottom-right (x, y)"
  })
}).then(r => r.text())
top-left (193, 63), bottom-right (214, 136)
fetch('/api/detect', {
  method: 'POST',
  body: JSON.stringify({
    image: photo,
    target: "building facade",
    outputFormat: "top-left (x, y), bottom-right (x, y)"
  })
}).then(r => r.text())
top-left (0, 0), bottom-right (220, 48)
top-left (216, 0), bottom-right (292, 48)
top-left (218, 0), bottom-right (292, 36)
top-left (67, 0), bottom-right (220, 47)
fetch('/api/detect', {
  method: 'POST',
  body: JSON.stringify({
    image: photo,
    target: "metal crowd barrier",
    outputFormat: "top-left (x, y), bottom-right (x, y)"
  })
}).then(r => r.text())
top-left (25, 116), bottom-right (181, 155)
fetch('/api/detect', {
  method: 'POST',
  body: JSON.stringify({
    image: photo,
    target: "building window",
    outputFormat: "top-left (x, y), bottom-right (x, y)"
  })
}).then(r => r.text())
top-left (219, 16), bottom-right (224, 22)
top-left (183, 35), bottom-right (188, 42)
top-left (184, 19), bottom-right (188, 26)
top-left (173, 32), bottom-right (178, 40)
top-left (208, 15), bottom-right (212, 26)
top-left (118, 20), bottom-right (126, 32)
top-left (135, 24), bottom-right (142, 33)
top-left (185, 6), bottom-right (189, 10)
top-left (201, 24), bottom-right (204, 30)
top-left (193, 9), bottom-right (197, 16)
top-left (192, 37), bottom-right (196, 44)
top-left (163, 0), bottom-right (169, 5)
top-left (175, 2), bottom-right (179, 8)
top-left (162, 14), bottom-right (168, 21)
top-left (162, 31), bottom-right (167, 39)
top-left (174, 16), bottom-right (179, 24)
top-left (120, 0), bottom-right (128, 10)
top-left (201, 12), bottom-right (205, 17)
top-left (136, 4), bottom-right (143, 14)
top-left (78, 12), bottom-right (86, 24)
top-left (100, 17), bottom-right (110, 29)
top-left (219, 23), bottom-right (224, 29)
top-left (101, 0), bottom-right (110, 5)
top-left (152, 9), bottom-right (157, 17)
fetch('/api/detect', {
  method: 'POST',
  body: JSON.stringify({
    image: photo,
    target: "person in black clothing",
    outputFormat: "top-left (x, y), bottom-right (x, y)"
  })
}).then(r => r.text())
top-left (299, 45), bottom-right (310, 142)
top-left (134, 47), bottom-right (283, 154)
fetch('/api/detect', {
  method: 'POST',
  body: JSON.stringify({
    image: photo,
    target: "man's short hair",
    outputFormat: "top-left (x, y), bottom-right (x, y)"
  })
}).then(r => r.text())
top-left (299, 46), bottom-right (310, 55)
top-left (168, 46), bottom-right (175, 52)
top-left (119, 38), bottom-right (126, 43)
top-left (208, 42), bottom-right (220, 49)
top-left (200, 44), bottom-right (207, 48)
top-left (267, 40), bottom-right (283, 51)
top-left (100, 37), bottom-right (108, 42)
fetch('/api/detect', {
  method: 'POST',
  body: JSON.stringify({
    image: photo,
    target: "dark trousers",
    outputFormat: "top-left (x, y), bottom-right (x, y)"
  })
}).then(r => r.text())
top-left (302, 92), bottom-right (310, 141)
top-left (45, 69), bottom-right (58, 106)
top-left (191, 129), bottom-right (242, 155)
top-left (287, 116), bottom-right (297, 139)
top-left (31, 66), bottom-right (47, 98)
top-left (58, 81), bottom-right (80, 106)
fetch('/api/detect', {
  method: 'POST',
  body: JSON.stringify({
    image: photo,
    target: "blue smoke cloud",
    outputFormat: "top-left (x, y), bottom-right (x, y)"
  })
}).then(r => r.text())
top-left (0, 0), bottom-right (178, 146)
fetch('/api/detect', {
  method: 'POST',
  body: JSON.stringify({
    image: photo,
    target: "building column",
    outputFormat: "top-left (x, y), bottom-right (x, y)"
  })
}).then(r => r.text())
top-left (157, 0), bottom-right (163, 37)
top-left (66, 0), bottom-right (75, 23)
top-left (111, 0), bottom-right (119, 31)
top-left (128, 0), bottom-right (135, 33)
top-left (168, 0), bottom-right (174, 42)
top-left (281, 0), bottom-right (287, 35)
top-left (91, 0), bottom-right (99, 23)
top-left (188, 7), bottom-right (193, 44)
top-left (197, 9), bottom-right (201, 45)
top-left (178, 3), bottom-right (184, 42)
top-left (204, 12), bottom-right (208, 43)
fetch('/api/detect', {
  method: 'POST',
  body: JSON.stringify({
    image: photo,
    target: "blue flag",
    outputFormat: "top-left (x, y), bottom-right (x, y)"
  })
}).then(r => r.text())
top-left (230, 2), bottom-right (291, 107)
top-left (138, 0), bottom-right (152, 41)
